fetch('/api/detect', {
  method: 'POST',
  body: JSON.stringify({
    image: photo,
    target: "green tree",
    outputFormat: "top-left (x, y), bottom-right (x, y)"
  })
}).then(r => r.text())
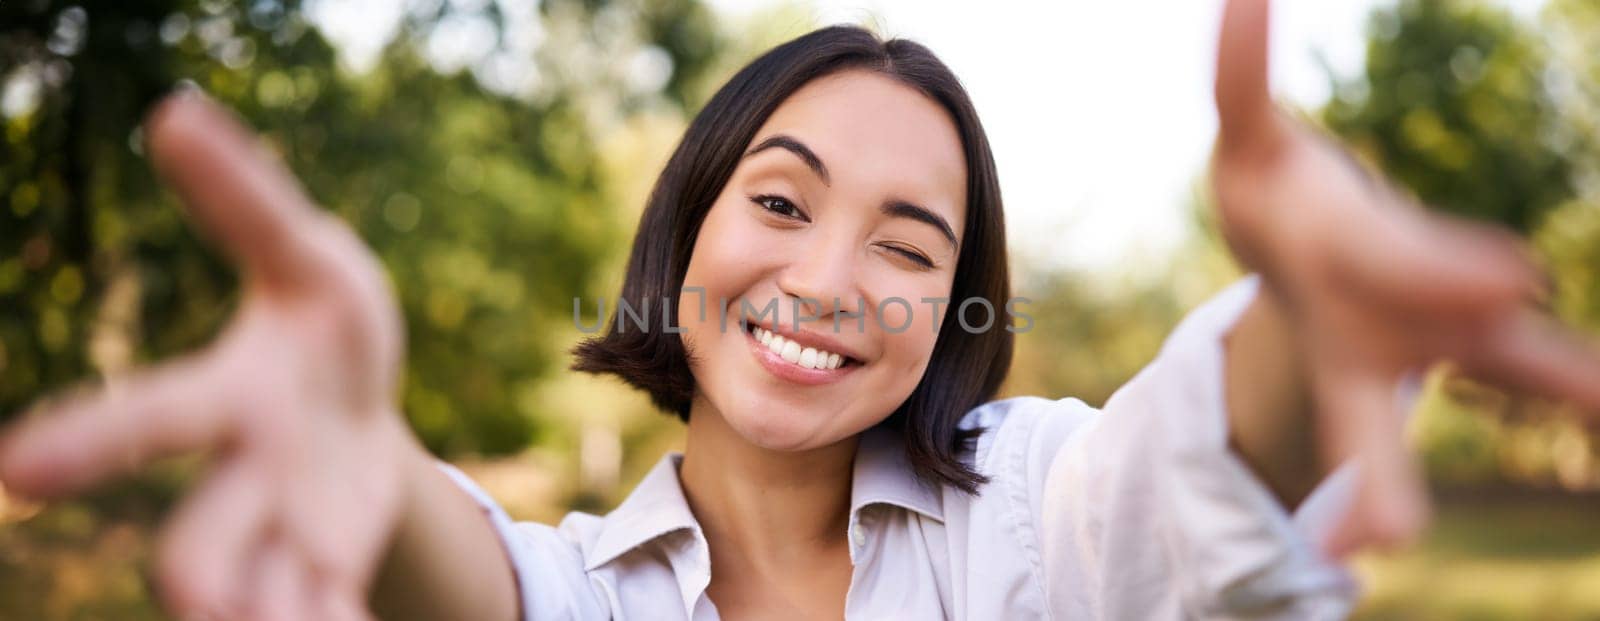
top-left (1319, 0), bottom-right (1600, 493)
top-left (0, 0), bottom-right (725, 457)
top-left (1, 1), bottom-right (735, 617)
top-left (1323, 0), bottom-right (1573, 234)
top-left (1534, 0), bottom-right (1600, 331)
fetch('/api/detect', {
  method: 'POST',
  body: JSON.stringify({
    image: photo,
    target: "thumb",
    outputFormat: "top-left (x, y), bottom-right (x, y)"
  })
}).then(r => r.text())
top-left (1315, 364), bottom-right (1430, 557)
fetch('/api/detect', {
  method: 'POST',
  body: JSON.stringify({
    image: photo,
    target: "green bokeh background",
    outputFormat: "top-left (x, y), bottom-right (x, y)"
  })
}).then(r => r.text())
top-left (3, 0), bottom-right (1599, 617)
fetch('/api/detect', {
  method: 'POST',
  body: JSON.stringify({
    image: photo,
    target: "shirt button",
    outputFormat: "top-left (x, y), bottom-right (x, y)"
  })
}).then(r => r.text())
top-left (851, 524), bottom-right (867, 548)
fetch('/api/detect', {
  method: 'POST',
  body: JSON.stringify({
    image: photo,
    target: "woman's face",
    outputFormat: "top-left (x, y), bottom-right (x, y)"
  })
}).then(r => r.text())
top-left (679, 69), bottom-right (968, 451)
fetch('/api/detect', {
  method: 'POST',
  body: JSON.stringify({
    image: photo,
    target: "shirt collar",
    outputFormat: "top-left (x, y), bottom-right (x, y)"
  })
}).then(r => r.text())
top-left (584, 424), bottom-right (945, 571)
top-left (849, 423), bottom-right (945, 522)
top-left (585, 452), bottom-right (702, 571)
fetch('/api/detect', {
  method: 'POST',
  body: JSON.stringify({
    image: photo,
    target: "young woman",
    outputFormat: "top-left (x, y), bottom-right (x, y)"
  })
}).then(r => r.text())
top-left (4, 1), bottom-right (1598, 619)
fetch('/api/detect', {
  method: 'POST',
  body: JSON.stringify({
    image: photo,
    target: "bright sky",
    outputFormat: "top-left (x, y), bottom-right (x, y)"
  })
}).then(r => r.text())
top-left (703, 0), bottom-right (1548, 276)
top-left (309, 0), bottom-right (1549, 276)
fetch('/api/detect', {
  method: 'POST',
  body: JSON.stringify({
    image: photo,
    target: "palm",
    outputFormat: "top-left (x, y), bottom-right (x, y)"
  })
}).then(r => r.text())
top-left (1, 93), bottom-right (411, 620)
top-left (1214, 0), bottom-right (1600, 555)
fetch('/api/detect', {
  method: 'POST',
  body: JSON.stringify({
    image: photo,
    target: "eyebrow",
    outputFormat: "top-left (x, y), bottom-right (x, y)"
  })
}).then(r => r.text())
top-left (745, 133), bottom-right (958, 250)
top-left (745, 134), bottom-right (830, 186)
top-left (882, 200), bottom-right (958, 249)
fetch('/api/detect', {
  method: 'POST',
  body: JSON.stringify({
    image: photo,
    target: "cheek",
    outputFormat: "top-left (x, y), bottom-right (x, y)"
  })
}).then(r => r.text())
top-left (879, 337), bottom-right (937, 405)
top-left (866, 288), bottom-right (949, 394)
top-left (682, 205), bottom-right (759, 311)
top-left (678, 200), bottom-right (784, 360)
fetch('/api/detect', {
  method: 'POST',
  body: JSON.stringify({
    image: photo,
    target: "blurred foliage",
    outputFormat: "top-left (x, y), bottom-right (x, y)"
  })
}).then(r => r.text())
top-left (0, 0), bottom-right (759, 615)
top-left (0, 0), bottom-right (726, 457)
top-left (1317, 7), bottom-right (1600, 615)
top-left (1353, 494), bottom-right (1600, 620)
top-left (4, 0), bottom-right (1600, 618)
top-left (1013, 3), bottom-right (1600, 615)
top-left (1316, 0), bottom-right (1600, 494)
top-left (1324, 0), bottom-right (1574, 234)
top-left (1003, 227), bottom-right (1242, 407)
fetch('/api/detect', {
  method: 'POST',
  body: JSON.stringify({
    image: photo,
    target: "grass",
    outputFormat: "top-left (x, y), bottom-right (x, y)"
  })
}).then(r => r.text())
top-left (1352, 494), bottom-right (1600, 620)
top-left (4, 480), bottom-right (1599, 619)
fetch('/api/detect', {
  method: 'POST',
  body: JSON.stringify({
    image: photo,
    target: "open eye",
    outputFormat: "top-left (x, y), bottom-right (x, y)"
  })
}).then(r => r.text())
top-left (751, 194), bottom-right (809, 222)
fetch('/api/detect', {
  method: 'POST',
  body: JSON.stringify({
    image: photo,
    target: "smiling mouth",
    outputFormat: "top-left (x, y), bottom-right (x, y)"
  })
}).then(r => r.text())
top-left (746, 324), bottom-right (860, 370)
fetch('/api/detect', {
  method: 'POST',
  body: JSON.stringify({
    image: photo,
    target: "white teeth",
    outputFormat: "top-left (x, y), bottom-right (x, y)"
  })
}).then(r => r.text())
top-left (753, 326), bottom-right (848, 370)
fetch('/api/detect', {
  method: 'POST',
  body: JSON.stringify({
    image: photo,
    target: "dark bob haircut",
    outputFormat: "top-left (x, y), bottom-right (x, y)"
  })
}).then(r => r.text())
top-left (572, 25), bottom-right (1012, 494)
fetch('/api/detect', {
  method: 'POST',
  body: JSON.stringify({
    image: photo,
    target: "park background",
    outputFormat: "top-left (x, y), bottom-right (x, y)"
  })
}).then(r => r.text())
top-left (3, 0), bottom-right (1600, 617)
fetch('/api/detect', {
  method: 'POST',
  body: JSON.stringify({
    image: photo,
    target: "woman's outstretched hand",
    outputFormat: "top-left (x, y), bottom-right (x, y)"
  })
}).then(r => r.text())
top-left (0, 92), bottom-right (413, 620)
top-left (1213, 0), bottom-right (1600, 556)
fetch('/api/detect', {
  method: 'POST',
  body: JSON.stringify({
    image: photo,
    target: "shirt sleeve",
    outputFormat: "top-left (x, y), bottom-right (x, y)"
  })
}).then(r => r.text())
top-left (1036, 275), bottom-right (1362, 620)
top-left (435, 463), bottom-right (610, 620)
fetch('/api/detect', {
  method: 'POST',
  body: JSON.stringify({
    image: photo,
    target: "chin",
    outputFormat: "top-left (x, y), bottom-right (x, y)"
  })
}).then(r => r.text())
top-left (720, 398), bottom-right (836, 452)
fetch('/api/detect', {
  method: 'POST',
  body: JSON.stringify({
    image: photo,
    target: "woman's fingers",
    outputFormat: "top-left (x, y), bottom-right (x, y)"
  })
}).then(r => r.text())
top-left (156, 455), bottom-right (272, 618)
top-left (316, 579), bottom-right (382, 621)
top-left (1329, 205), bottom-right (1539, 318)
top-left (317, 584), bottom-right (378, 621)
top-left (0, 353), bottom-right (229, 499)
top-left (144, 91), bottom-right (325, 291)
top-left (1315, 363), bottom-right (1430, 557)
top-left (1461, 309), bottom-right (1600, 415)
top-left (239, 541), bottom-right (315, 621)
top-left (279, 420), bottom-right (404, 595)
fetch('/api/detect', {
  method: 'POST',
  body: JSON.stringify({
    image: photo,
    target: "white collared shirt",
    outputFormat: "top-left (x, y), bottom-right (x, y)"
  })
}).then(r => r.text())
top-left (440, 277), bottom-right (1360, 619)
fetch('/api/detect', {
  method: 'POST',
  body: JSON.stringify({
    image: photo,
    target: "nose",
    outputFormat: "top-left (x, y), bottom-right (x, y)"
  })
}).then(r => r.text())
top-left (777, 231), bottom-right (862, 321)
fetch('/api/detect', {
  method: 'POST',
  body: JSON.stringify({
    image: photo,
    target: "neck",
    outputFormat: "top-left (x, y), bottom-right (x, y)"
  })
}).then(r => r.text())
top-left (678, 394), bottom-right (856, 577)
